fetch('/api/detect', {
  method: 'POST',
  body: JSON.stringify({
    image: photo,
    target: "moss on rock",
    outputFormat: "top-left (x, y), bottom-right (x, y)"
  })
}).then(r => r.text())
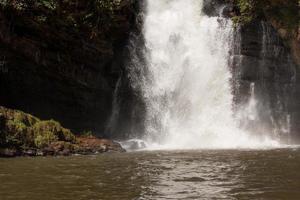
top-left (0, 106), bottom-right (125, 156)
top-left (33, 120), bottom-right (76, 148)
top-left (230, 0), bottom-right (300, 67)
top-left (0, 0), bottom-right (131, 39)
top-left (0, 106), bottom-right (75, 150)
top-left (231, 0), bottom-right (299, 29)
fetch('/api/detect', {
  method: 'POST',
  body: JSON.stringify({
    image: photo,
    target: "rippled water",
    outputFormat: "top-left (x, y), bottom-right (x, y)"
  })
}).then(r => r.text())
top-left (0, 149), bottom-right (300, 200)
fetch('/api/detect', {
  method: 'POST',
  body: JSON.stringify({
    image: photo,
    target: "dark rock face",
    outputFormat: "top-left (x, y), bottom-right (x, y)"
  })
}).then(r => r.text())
top-left (231, 21), bottom-right (299, 142)
top-left (203, 0), bottom-right (237, 18)
top-left (0, 0), bottom-right (139, 136)
top-left (204, 0), bottom-right (299, 142)
top-left (106, 1), bottom-right (147, 139)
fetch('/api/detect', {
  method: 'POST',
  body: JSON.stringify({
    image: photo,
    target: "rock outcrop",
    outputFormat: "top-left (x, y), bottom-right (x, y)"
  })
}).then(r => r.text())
top-left (226, 0), bottom-right (299, 142)
top-left (204, 0), bottom-right (299, 142)
top-left (0, 0), bottom-right (139, 135)
top-left (0, 106), bottom-right (125, 157)
top-left (231, 21), bottom-right (299, 142)
top-left (228, 0), bottom-right (300, 67)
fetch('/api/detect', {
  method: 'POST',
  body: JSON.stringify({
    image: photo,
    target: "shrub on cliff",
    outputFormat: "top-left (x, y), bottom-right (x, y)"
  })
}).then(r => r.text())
top-left (0, 107), bottom-right (126, 156)
top-left (1, 108), bottom-right (38, 148)
top-left (0, 0), bottom-right (130, 39)
top-left (33, 120), bottom-right (75, 148)
top-left (0, 106), bottom-right (76, 150)
top-left (232, 0), bottom-right (299, 29)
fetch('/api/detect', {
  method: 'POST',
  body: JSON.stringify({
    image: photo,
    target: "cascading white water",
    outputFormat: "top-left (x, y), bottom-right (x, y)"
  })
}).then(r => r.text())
top-left (128, 0), bottom-right (280, 149)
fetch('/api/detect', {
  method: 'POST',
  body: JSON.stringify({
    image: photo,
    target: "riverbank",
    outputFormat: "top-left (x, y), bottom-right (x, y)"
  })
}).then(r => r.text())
top-left (0, 106), bottom-right (125, 157)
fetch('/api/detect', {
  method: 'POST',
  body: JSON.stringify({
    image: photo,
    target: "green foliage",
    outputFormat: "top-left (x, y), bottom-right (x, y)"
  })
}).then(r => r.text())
top-left (95, 0), bottom-right (121, 11)
top-left (0, 0), bottom-right (57, 10)
top-left (33, 120), bottom-right (75, 145)
top-left (34, 131), bottom-right (58, 148)
top-left (82, 0), bottom-right (124, 35)
top-left (232, 0), bottom-right (299, 29)
top-left (232, 0), bottom-right (262, 25)
top-left (0, 107), bottom-right (76, 150)
top-left (0, 0), bottom-right (127, 40)
top-left (0, 1), bottom-right (24, 10)
top-left (80, 130), bottom-right (94, 137)
top-left (2, 109), bottom-right (37, 148)
top-left (36, 0), bottom-right (57, 10)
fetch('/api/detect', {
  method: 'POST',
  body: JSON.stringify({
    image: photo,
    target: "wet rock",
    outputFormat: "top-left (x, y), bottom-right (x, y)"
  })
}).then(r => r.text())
top-left (42, 147), bottom-right (55, 156)
top-left (76, 136), bottom-right (126, 153)
top-left (0, 148), bottom-right (19, 157)
top-left (36, 150), bottom-right (44, 156)
top-left (202, 0), bottom-right (226, 17)
top-left (121, 139), bottom-right (147, 151)
top-left (23, 149), bottom-right (37, 157)
top-left (58, 149), bottom-right (71, 156)
top-left (232, 20), bottom-right (299, 142)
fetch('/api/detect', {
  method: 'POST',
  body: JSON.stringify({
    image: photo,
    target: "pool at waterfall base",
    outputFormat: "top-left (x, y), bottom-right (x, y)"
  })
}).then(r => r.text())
top-left (1, 148), bottom-right (300, 200)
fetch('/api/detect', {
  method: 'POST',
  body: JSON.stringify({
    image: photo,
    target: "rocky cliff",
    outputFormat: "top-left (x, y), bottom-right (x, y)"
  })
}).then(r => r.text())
top-left (204, 0), bottom-right (299, 142)
top-left (227, 0), bottom-right (299, 142)
top-left (0, 0), bottom-right (139, 136)
top-left (231, 0), bottom-right (300, 67)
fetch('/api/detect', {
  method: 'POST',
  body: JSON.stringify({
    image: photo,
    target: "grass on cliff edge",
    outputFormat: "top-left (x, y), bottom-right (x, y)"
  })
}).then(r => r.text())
top-left (232, 0), bottom-right (299, 30)
top-left (0, 106), bottom-right (76, 150)
top-left (0, 0), bottom-right (124, 30)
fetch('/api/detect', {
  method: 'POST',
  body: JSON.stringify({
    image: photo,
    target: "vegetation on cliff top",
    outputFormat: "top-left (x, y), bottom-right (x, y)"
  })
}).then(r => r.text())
top-left (231, 0), bottom-right (300, 67)
top-left (232, 0), bottom-right (299, 30)
top-left (0, 0), bottom-right (132, 40)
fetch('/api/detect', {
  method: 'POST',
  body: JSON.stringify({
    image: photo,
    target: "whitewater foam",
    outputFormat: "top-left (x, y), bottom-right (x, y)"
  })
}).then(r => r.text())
top-left (126, 0), bottom-right (281, 150)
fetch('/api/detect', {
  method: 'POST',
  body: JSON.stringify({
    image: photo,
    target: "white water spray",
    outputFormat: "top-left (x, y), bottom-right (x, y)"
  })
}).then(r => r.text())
top-left (127, 0), bottom-right (280, 149)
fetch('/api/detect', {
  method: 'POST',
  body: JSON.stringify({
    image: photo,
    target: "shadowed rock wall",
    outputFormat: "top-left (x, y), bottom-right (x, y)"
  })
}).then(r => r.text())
top-left (204, 0), bottom-right (299, 142)
top-left (0, 0), bottom-right (139, 136)
top-left (231, 21), bottom-right (299, 142)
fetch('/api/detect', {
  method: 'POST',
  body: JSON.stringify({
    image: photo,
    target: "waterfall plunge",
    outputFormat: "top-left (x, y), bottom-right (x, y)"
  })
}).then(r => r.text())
top-left (126, 0), bottom-right (279, 149)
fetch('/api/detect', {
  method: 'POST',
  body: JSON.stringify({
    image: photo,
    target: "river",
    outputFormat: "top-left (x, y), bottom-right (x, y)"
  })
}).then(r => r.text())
top-left (1, 148), bottom-right (300, 200)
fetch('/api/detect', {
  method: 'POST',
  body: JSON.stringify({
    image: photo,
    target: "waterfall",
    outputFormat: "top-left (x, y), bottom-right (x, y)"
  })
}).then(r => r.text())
top-left (124, 0), bottom-right (280, 149)
top-left (232, 21), bottom-right (295, 144)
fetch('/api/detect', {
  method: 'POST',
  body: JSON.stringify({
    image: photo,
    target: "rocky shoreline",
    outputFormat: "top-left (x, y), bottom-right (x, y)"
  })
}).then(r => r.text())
top-left (0, 106), bottom-right (125, 158)
top-left (0, 136), bottom-right (126, 157)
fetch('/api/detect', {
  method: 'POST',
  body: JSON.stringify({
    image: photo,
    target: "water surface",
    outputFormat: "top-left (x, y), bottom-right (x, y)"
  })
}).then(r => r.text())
top-left (1, 149), bottom-right (300, 200)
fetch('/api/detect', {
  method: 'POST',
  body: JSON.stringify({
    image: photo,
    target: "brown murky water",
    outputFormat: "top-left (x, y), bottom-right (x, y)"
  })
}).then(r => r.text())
top-left (0, 149), bottom-right (300, 200)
